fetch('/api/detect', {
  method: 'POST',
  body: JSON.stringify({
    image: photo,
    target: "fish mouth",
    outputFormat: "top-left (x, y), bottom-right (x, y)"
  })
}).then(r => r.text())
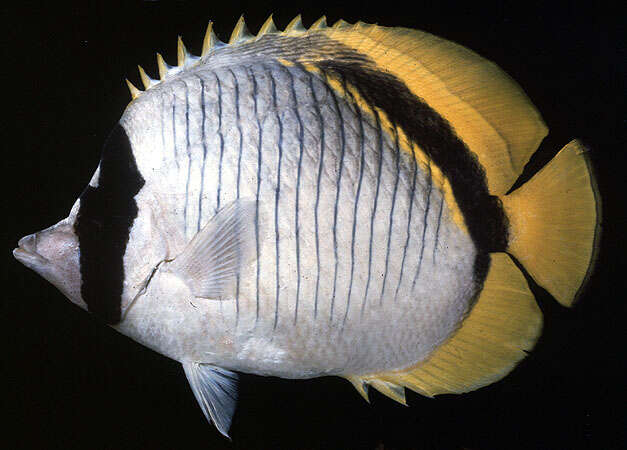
top-left (13, 234), bottom-right (49, 268)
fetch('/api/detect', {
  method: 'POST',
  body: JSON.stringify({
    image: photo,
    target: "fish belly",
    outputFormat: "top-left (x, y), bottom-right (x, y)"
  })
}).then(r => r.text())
top-left (122, 60), bottom-right (478, 378)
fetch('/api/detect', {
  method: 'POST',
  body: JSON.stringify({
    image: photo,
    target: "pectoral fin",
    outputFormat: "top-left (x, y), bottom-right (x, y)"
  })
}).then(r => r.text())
top-left (168, 199), bottom-right (255, 299)
top-left (182, 362), bottom-right (239, 438)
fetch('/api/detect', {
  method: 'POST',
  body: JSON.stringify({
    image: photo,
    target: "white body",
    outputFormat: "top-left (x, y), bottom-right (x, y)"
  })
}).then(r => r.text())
top-left (115, 56), bottom-right (477, 378)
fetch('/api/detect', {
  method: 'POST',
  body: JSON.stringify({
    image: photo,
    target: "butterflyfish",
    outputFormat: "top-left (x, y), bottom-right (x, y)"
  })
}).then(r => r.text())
top-left (13, 15), bottom-right (601, 437)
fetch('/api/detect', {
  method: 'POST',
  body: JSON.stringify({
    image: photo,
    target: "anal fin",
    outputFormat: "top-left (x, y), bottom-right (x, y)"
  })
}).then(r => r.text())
top-left (182, 362), bottom-right (239, 437)
top-left (345, 253), bottom-right (542, 401)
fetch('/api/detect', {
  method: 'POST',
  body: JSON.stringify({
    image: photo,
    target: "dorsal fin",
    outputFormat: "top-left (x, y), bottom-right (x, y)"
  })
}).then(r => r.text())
top-left (332, 19), bottom-right (351, 30)
top-left (308, 16), bottom-right (328, 31)
top-left (124, 14), bottom-right (332, 102)
top-left (229, 16), bottom-right (253, 45)
top-left (177, 36), bottom-right (187, 66)
top-left (137, 65), bottom-right (156, 90)
top-left (123, 11), bottom-right (547, 191)
top-left (316, 22), bottom-right (548, 194)
top-left (257, 15), bottom-right (278, 38)
top-left (125, 79), bottom-right (142, 100)
top-left (156, 53), bottom-right (169, 80)
top-left (202, 22), bottom-right (223, 56)
top-left (284, 15), bottom-right (306, 33)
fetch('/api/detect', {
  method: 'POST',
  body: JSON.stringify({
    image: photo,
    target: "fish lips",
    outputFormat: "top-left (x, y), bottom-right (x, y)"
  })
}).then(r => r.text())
top-left (13, 233), bottom-right (50, 271)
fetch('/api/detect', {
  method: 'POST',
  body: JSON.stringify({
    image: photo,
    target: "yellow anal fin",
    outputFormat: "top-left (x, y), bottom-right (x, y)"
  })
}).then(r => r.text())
top-left (345, 253), bottom-right (542, 400)
top-left (320, 22), bottom-right (548, 195)
top-left (346, 376), bottom-right (407, 405)
top-left (502, 139), bottom-right (601, 306)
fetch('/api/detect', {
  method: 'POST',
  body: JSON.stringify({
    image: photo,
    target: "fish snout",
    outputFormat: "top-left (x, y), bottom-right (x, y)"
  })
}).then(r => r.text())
top-left (14, 219), bottom-right (85, 308)
top-left (13, 233), bottom-right (49, 268)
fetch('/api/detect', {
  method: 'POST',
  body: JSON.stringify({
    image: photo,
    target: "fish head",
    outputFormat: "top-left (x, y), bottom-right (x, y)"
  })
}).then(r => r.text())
top-left (13, 200), bottom-right (86, 310)
top-left (12, 122), bottom-right (174, 324)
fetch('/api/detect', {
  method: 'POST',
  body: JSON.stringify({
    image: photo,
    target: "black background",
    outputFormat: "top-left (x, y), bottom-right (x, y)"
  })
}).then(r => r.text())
top-left (3, 1), bottom-right (624, 449)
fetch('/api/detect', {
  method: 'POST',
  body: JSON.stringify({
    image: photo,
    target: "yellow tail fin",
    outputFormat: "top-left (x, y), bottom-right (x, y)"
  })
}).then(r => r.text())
top-left (502, 139), bottom-right (601, 306)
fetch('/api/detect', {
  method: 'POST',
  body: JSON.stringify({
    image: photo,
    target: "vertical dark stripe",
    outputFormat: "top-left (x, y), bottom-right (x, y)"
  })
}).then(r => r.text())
top-left (309, 72), bottom-right (325, 320)
top-left (284, 66), bottom-right (304, 325)
top-left (172, 92), bottom-right (179, 168)
top-left (412, 159), bottom-right (433, 290)
top-left (326, 72), bottom-right (346, 323)
top-left (361, 108), bottom-right (383, 317)
top-left (343, 86), bottom-right (366, 328)
top-left (248, 67), bottom-right (262, 323)
top-left (183, 80), bottom-right (191, 231)
top-left (75, 124), bottom-right (145, 324)
top-left (314, 58), bottom-right (509, 261)
top-left (230, 68), bottom-right (243, 324)
top-left (433, 194), bottom-right (444, 263)
top-left (229, 68), bottom-right (243, 202)
top-left (160, 92), bottom-right (166, 163)
top-left (380, 126), bottom-right (401, 305)
top-left (268, 68), bottom-right (282, 331)
top-left (196, 77), bottom-right (207, 232)
top-left (394, 143), bottom-right (418, 302)
top-left (215, 73), bottom-right (224, 212)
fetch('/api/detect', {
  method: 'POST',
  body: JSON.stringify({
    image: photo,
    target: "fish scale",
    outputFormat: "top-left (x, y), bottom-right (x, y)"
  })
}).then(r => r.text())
top-left (13, 15), bottom-right (599, 437)
top-left (121, 49), bottom-right (473, 376)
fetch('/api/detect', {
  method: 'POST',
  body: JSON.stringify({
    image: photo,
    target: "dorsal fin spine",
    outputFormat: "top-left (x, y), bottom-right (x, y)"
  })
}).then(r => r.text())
top-left (137, 65), bottom-right (156, 90)
top-left (125, 79), bottom-right (142, 100)
top-left (202, 22), bottom-right (221, 56)
top-left (229, 15), bottom-right (253, 45)
top-left (176, 36), bottom-right (199, 68)
top-left (332, 19), bottom-right (351, 29)
top-left (256, 14), bottom-right (278, 39)
top-left (156, 53), bottom-right (170, 80)
top-left (309, 16), bottom-right (328, 31)
top-left (128, 13), bottom-right (358, 101)
top-left (284, 15), bottom-right (305, 33)
top-left (177, 36), bottom-right (187, 66)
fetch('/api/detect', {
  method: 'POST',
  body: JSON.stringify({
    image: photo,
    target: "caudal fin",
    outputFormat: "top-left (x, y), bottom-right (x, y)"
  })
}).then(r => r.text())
top-left (501, 139), bottom-right (601, 306)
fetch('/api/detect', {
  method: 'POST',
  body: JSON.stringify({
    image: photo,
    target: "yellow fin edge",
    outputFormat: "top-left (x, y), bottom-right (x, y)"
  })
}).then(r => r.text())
top-left (322, 22), bottom-right (548, 195)
top-left (345, 253), bottom-right (542, 402)
top-left (124, 13), bottom-right (548, 201)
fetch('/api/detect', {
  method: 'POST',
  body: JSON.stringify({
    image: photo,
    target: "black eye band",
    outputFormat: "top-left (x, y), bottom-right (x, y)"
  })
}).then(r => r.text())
top-left (74, 123), bottom-right (145, 324)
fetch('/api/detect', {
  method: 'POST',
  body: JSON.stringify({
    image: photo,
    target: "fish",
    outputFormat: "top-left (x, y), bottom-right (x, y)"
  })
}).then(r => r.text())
top-left (13, 14), bottom-right (601, 437)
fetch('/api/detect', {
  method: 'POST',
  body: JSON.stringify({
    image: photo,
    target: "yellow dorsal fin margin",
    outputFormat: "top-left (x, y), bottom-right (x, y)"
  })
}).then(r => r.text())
top-left (345, 253), bottom-right (542, 401)
top-left (318, 22), bottom-right (548, 195)
top-left (125, 11), bottom-right (548, 190)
